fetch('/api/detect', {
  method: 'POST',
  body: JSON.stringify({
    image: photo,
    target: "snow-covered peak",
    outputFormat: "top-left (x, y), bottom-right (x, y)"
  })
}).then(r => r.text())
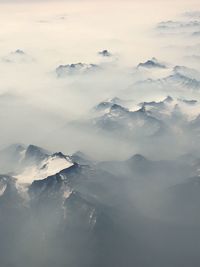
top-left (109, 104), bottom-right (128, 116)
top-left (137, 58), bottom-right (166, 69)
top-left (136, 64), bottom-right (200, 90)
top-left (15, 153), bottom-right (73, 184)
top-left (159, 65), bottom-right (200, 90)
top-left (94, 97), bottom-right (125, 114)
top-left (56, 63), bottom-right (99, 77)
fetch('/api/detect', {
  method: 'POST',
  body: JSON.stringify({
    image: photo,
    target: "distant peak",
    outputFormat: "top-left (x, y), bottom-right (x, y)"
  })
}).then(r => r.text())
top-left (164, 96), bottom-right (173, 103)
top-left (137, 57), bottom-right (166, 69)
top-left (98, 49), bottom-right (112, 57)
top-left (128, 154), bottom-right (147, 162)
top-left (14, 49), bottom-right (25, 55)
top-left (136, 105), bottom-right (146, 113)
top-left (94, 97), bottom-right (123, 112)
top-left (110, 104), bottom-right (128, 113)
top-left (56, 62), bottom-right (99, 77)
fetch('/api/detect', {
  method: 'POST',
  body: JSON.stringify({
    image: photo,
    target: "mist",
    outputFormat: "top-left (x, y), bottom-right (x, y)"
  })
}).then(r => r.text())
top-left (1, 1), bottom-right (200, 267)
top-left (0, 0), bottom-right (198, 154)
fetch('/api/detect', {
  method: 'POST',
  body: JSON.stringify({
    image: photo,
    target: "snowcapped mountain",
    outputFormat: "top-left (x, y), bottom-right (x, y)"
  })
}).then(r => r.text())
top-left (138, 95), bottom-right (198, 122)
top-left (2, 49), bottom-right (33, 63)
top-left (56, 62), bottom-right (99, 77)
top-left (156, 19), bottom-right (200, 37)
top-left (0, 144), bottom-right (73, 184)
top-left (69, 94), bottom-right (200, 144)
top-left (0, 146), bottom-right (124, 250)
top-left (98, 49), bottom-right (112, 57)
top-left (139, 96), bottom-right (174, 119)
top-left (94, 97), bottom-right (123, 113)
top-left (15, 152), bottom-right (73, 184)
top-left (137, 57), bottom-right (166, 69)
top-left (0, 144), bottom-right (49, 173)
top-left (135, 65), bottom-right (200, 90)
top-left (93, 104), bottom-right (165, 137)
top-left (93, 97), bottom-right (135, 114)
top-left (0, 145), bottom-right (121, 238)
top-left (163, 66), bottom-right (200, 89)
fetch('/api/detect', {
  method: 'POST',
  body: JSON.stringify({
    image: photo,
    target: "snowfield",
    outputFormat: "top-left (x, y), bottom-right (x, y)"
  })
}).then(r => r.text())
top-left (15, 154), bottom-right (73, 184)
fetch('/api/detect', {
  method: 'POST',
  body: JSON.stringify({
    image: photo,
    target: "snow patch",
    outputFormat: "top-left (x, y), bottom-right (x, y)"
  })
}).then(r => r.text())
top-left (15, 155), bottom-right (73, 184)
